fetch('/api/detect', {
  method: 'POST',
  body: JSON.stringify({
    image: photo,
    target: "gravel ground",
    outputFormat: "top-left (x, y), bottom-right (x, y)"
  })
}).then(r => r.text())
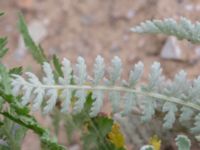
top-left (1, 0), bottom-right (200, 149)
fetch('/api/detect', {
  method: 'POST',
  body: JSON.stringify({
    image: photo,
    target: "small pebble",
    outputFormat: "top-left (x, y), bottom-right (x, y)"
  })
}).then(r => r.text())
top-left (160, 36), bottom-right (182, 60)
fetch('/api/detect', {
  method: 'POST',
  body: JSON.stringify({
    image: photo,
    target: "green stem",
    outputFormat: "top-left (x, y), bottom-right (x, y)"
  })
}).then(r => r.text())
top-left (0, 111), bottom-right (65, 150)
top-left (0, 89), bottom-right (66, 150)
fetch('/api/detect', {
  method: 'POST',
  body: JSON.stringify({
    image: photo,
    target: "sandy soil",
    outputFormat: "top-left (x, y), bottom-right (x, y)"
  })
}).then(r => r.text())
top-left (1, 0), bottom-right (200, 149)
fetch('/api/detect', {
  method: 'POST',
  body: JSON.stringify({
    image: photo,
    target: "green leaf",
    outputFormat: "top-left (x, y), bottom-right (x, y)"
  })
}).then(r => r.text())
top-left (0, 112), bottom-right (65, 150)
top-left (0, 89), bottom-right (30, 116)
top-left (91, 116), bottom-right (114, 138)
top-left (9, 67), bottom-right (23, 75)
top-left (0, 38), bottom-right (8, 58)
top-left (18, 14), bottom-right (47, 64)
top-left (0, 95), bottom-right (64, 149)
top-left (0, 12), bottom-right (4, 16)
top-left (83, 115), bottom-right (114, 150)
top-left (0, 91), bottom-right (65, 149)
top-left (0, 64), bottom-right (11, 94)
top-left (176, 135), bottom-right (191, 150)
top-left (70, 93), bottom-right (115, 150)
top-left (52, 55), bottom-right (63, 78)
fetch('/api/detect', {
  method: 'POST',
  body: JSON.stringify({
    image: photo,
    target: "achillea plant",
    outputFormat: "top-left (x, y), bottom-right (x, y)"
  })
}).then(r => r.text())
top-left (11, 55), bottom-right (200, 133)
top-left (0, 12), bottom-right (199, 150)
top-left (131, 17), bottom-right (200, 43)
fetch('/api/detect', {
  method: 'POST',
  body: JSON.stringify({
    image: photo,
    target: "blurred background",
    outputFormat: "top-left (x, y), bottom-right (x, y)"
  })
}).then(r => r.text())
top-left (1, 0), bottom-right (200, 149)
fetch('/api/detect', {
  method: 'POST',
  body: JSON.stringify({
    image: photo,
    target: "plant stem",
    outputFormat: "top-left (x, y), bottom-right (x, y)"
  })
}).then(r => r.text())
top-left (22, 82), bottom-right (200, 112)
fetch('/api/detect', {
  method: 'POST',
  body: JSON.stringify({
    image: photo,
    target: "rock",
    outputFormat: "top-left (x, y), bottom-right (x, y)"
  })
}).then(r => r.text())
top-left (110, 42), bottom-right (121, 52)
top-left (81, 15), bottom-right (94, 26)
top-left (160, 36), bottom-right (182, 60)
top-left (184, 4), bottom-right (194, 11)
top-left (15, 20), bottom-right (48, 60)
top-left (26, 20), bottom-right (48, 44)
top-left (69, 145), bottom-right (80, 150)
top-left (126, 10), bottom-right (135, 19)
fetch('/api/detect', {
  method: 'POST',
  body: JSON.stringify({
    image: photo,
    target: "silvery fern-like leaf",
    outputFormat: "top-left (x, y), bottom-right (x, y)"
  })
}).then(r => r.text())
top-left (11, 56), bottom-right (200, 133)
top-left (58, 58), bottom-right (73, 112)
top-left (167, 70), bottom-right (188, 97)
top-left (191, 113), bottom-right (200, 133)
top-left (107, 56), bottom-right (122, 113)
top-left (128, 61), bottom-right (144, 87)
top-left (189, 76), bottom-right (200, 99)
top-left (73, 57), bottom-right (87, 113)
top-left (179, 76), bottom-right (200, 122)
top-left (157, 19), bottom-right (177, 35)
top-left (43, 89), bottom-right (57, 114)
top-left (89, 55), bottom-right (105, 116)
top-left (60, 89), bottom-right (72, 113)
top-left (104, 57), bottom-right (121, 112)
top-left (141, 62), bottom-right (162, 121)
top-left (11, 74), bottom-right (26, 96)
top-left (109, 56), bottom-right (122, 85)
top-left (59, 58), bottom-right (72, 85)
top-left (179, 107), bottom-right (194, 122)
top-left (21, 85), bottom-right (33, 106)
top-left (73, 90), bottom-right (87, 114)
top-left (61, 89), bottom-right (72, 112)
top-left (25, 72), bottom-right (45, 111)
top-left (153, 20), bottom-right (172, 34)
top-left (163, 70), bottom-right (188, 128)
top-left (42, 62), bottom-right (55, 85)
top-left (93, 55), bottom-right (105, 85)
top-left (123, 92), bottom-right (136, 116)
top-left (189, 76), bottom-right (200, 104)
top-left (162, 102), bottom-right (178, 128)
top-left (142, 97), bottom-right (157, 122)
top-left (75, 57), bottom-right (87, 85)
top-left (175, 135), bottom-right (191, 150)
top-left (42, 62), bottom-right (58, 114)
top-left (11, 82), bottom-right (22, 96)
top-left (147, 62), bottom-right (162, 90)
top-left (131, 17), bottom-right (200, 43)
top-left (140, 145), bottom-right (154, 150)
top-left (32, 88), bottom-right (45, 111)
top-left (109, 91), bottom-right (121, 113)
top-left (122, 61), bottom-right (143, 116)
top-left (26, 72), bottom-right (41, 84)
top-left (21, 72), bottom-right (38, 106)
top-left (179, 18), bottom-right (194, 39)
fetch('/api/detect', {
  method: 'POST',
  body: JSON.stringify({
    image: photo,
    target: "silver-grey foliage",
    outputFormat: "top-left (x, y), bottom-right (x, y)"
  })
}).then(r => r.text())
top-left (176, 135), bottom-right (191, 150)
top-left (141, 134), bottom-right (191, 150)
top-left (131, 17), bottom-right (200, 43)
top-left (11, 56), bottom-right (200, 134)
